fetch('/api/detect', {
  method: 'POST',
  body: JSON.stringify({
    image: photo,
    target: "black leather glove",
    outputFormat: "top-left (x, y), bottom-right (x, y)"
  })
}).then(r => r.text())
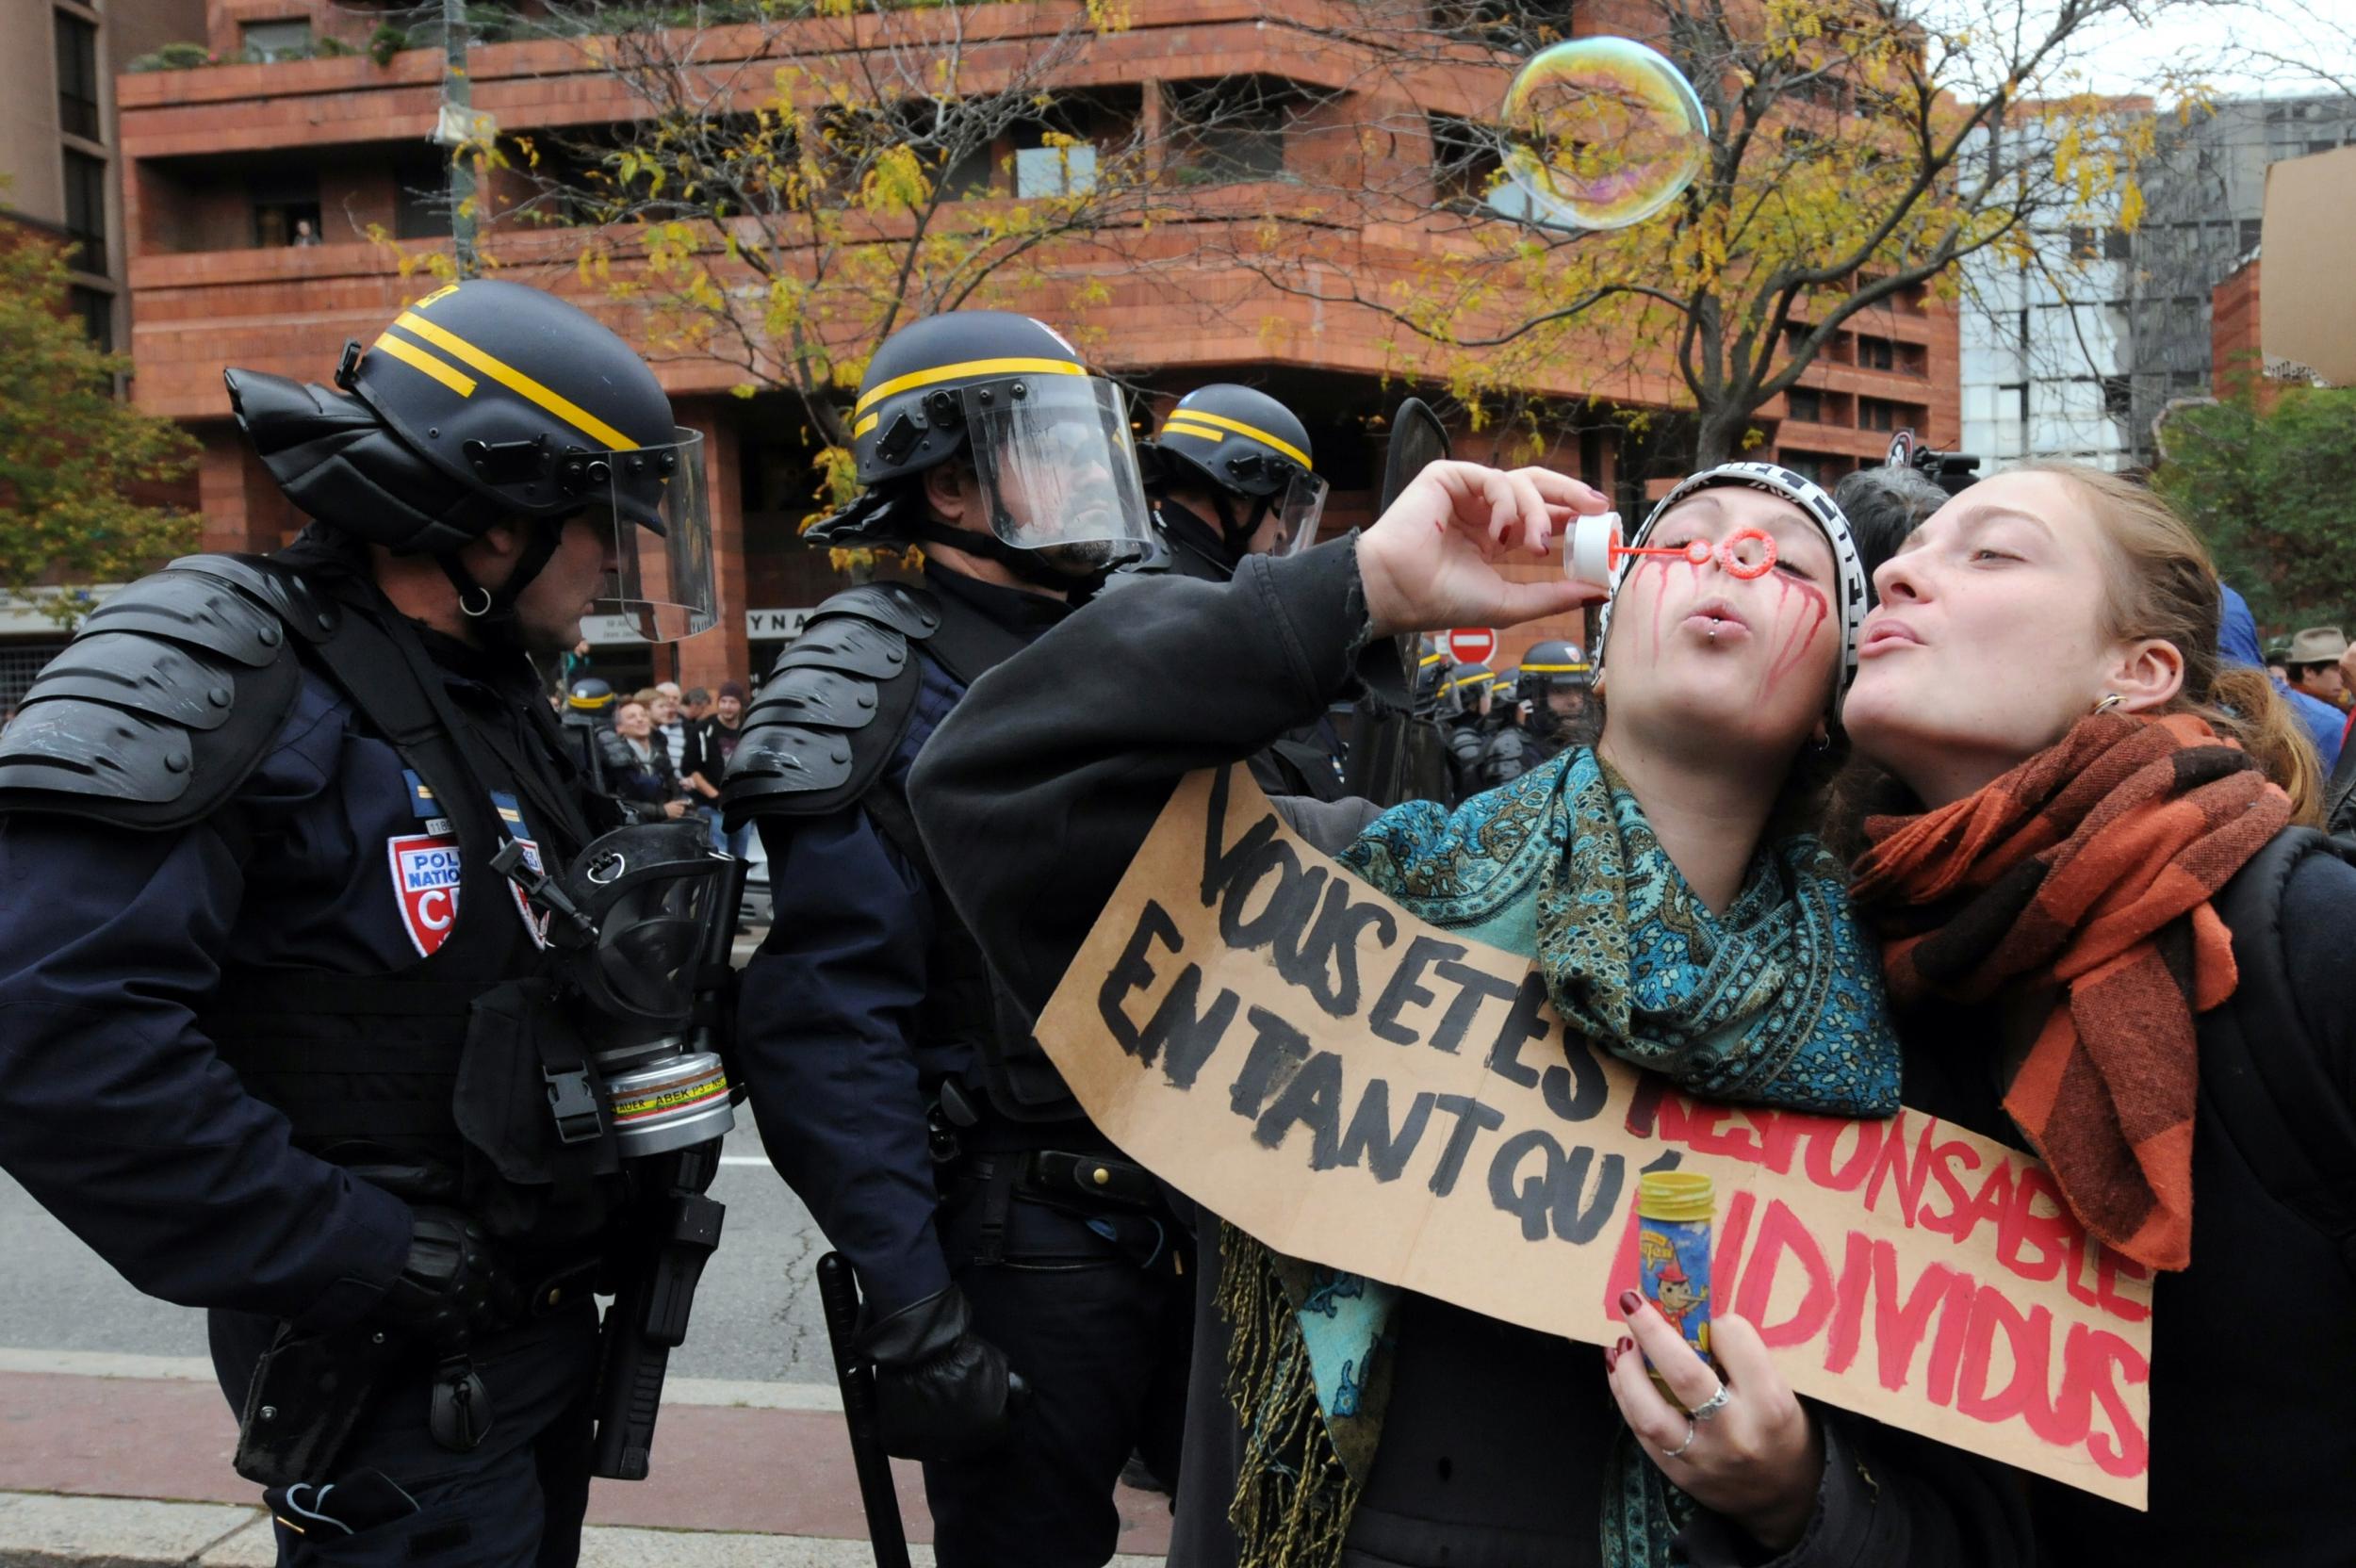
top-left (856, 1285), bottom-right (1026, 1462)
top-left (368, 1208), bottom-right (524, 1350)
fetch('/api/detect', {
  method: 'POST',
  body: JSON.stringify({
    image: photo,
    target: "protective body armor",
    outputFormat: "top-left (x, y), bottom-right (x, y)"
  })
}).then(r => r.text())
top-left (723, 581), bottom-right (1080, 1121)
top-left (1477, 724), bottom-right (1533, 790)
top-left (0, 554), bottom-right (622, 1240)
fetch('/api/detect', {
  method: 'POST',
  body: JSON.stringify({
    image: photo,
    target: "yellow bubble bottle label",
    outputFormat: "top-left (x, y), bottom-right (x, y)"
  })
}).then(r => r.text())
top-left (1636, 1171), bottom-right (1715, 1387)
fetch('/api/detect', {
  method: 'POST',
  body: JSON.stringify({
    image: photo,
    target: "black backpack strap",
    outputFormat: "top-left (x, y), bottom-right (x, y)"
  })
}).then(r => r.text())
top-left (2205, 826), bottom-right (2356, 1273)
top-left (2325, 727), bottom-right (2356, 836)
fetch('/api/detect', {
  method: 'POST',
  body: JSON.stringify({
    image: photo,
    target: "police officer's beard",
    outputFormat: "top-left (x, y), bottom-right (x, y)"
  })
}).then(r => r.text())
top-left (1036, 539), bottom-right (1119, 577)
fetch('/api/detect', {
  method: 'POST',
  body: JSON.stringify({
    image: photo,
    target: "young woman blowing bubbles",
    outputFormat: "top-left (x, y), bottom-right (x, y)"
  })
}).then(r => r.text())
top-left (909, 459), bottom-right (2030, 1568)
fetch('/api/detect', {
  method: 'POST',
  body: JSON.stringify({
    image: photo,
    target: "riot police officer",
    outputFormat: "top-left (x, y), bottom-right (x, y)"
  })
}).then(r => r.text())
top-left (721, 311), bottom-right (1186, 1568)
top-left (1137, 384), bottom-right (1345, 799)
top-left (1137, 384), bottom-right (1327, 579)
top-left (0, 279), bottom-right (727, 1565)
top-left (1516, 637), bottom-right (1592, 764)
top-left (1439, 660), bottom-right (1497, 797)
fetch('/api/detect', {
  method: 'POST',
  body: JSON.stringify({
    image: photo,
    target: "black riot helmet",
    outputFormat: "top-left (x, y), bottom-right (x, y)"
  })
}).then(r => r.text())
top-left (1519, 638), bottom-right (1593, 695)
top-left (1438, 662), bottom-right (1496, 721)
top-left (1138, 384), bottom-right (1326, 563)
top-left (808, 311), bottom-right (1155, 584)
top-left (222, 280), bottom-right (718, 643)
top-left (565, 678), bottom-right (616, 716)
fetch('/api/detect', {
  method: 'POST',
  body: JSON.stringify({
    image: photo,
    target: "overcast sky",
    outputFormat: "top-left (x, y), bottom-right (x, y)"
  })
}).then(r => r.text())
top-left (2053, 0), bottom-right (2356, 98)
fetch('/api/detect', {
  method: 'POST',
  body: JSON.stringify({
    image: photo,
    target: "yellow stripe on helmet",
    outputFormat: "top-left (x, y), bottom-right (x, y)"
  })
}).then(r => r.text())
top-left (853, 412), bottom-right (878, 439)
top-left (1519, 662), bottom-right (1591, 674)
top-left (852, 356), bottom-right (1088, 420)
top-left (389, 311), bottom-right (641, 451)
top-left (368, 332), bottom-right (477, 399)
top-left (1166, 408), bottom-right (1310, 470)
top-left (1158, 419), bottom-right (1227, 443)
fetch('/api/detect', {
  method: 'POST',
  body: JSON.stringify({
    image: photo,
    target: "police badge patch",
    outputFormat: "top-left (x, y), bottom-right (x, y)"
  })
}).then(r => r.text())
top-left (387, 832), bottom-right (465, 957)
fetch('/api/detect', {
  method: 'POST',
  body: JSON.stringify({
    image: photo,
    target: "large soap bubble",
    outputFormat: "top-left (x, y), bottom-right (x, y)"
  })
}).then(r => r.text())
top-left (1493, 38), bottom-right (1710, 232)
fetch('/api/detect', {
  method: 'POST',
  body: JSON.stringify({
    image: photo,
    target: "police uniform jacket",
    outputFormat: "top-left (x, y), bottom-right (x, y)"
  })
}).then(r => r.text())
top-left (0, 551), bottom-right (596, 1327)
top-left (727, 562), bottom-right (1101, 1316)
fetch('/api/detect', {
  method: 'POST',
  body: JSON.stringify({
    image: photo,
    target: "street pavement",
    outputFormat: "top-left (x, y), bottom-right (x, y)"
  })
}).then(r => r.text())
top-left (0, 1065), bottom-right (1175, 1563)
top-left (0, 1119), bottom-right (833, 1385)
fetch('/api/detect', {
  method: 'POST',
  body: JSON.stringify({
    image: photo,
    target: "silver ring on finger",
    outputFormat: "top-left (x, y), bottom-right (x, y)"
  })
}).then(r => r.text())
top-left (1662, 1417), bottom-right (1699, 1461)
top-left (1686, 1383), bottom-right (1732, 1423)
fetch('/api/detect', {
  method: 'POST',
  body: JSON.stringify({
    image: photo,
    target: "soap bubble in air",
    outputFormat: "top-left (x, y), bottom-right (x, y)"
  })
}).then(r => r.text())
top-left (1492, 37), bottom-right (1710, 232)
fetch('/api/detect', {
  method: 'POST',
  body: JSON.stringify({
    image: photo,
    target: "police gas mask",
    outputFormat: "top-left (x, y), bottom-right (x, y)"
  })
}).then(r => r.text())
top-left (496, 821), bottom-right (739, 1159)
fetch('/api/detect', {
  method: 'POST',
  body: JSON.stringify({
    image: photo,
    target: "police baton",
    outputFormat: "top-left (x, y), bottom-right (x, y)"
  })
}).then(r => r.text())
top-left (816, 1251), bottom-right (913, 1568)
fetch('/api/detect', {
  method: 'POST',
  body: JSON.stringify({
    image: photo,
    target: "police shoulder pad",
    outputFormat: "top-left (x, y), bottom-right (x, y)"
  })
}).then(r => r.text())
top-left (0, 556), bottom-right (306, 830)
top-left (721, 583), bottom-right (939, 824)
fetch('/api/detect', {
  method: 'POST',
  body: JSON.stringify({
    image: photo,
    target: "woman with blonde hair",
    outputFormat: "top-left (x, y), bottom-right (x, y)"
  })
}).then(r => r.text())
top-left (1839, 463), bottom-right (2350, 1565)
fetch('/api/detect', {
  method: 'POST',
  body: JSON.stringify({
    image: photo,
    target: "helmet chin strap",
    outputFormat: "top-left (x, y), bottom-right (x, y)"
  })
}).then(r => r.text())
top-left (435, 516), bottom-right (568, 646)
top-left (1215, 492), bottom-right (1272, 560)
top-left (1154, 497), bottom-right (1239, 578)
top-left (905, 514), bottom-right (1100, 593)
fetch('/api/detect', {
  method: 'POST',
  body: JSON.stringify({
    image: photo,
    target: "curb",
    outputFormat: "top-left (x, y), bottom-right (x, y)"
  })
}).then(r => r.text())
top-left (0, 1492), bottom-right (1169, 1567)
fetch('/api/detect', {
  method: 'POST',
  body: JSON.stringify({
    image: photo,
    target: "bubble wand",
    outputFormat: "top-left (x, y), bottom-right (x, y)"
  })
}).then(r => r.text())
top-left (1568, 512), bottom-right (1776, 588)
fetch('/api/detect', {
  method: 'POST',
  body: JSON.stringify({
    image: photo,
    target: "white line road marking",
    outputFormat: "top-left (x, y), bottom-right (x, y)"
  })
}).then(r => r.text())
top-left (0, 1348), bottom-right (842, 1412)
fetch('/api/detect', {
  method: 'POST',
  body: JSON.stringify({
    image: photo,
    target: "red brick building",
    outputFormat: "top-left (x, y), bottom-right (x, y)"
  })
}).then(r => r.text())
top-left (122, 1), bottom-right (1959, 686)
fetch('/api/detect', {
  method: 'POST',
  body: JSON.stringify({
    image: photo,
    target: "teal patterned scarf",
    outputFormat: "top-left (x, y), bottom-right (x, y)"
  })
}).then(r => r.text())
top-left (1219, 747), bottom-right (1899, 1568)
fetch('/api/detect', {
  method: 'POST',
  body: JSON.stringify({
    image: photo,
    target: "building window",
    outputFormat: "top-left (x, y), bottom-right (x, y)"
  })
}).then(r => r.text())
top-left (1857, 335), bottom-right (1894, 371)
top-left (1170, 77), bottom-right (1294, 185)
top-left (1000, 94), bottom-right (1132, 199)
top-left (1785, 386), bottom-right (1823, 423)
top-left (1013, 142), bottom-right (1097, 197)
top-left (2101, 375), bottom-right (2133, 418)
top-left (1430, 115), bottom-right (1503, 209)
top-left (2103, 228), bottom-right (2132, 260)
top-left (250, 171), bottom-right (321, 249)
top-left (67, 285), bottom-right (112, 352)
top-left (55, 10), bottom-right (101, 141)
top-left (394, 155), bottom-right (450, 240)
top-left (61, 148), bottom-right (106, 274)
top-left (1998, 383), bottom-right (2029, 422)
top-left (2239, 217), bottom-right (2263, 253)
top-left (240, 19), bottom-right (313, 62)
top-left (2068, 225), bottom-right (2097, 261)
top-left (1857, 397), bottom-right (1899, 432)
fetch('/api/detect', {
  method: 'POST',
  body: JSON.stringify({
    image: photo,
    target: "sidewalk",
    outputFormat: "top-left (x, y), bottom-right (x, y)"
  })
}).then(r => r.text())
top-left (0, 1358), bottom-right (1170, 1565)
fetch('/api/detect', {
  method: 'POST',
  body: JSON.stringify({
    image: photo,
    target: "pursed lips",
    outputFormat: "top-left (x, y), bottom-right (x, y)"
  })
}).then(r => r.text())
top-left (1688, 596), bottom-right (1748, 631)
top-left (1858, 616), bottom-right (1922, 654)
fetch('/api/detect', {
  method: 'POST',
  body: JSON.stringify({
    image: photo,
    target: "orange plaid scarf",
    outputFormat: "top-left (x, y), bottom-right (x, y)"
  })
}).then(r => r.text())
top-left (1849, 712), bottom-right (2290, 1270)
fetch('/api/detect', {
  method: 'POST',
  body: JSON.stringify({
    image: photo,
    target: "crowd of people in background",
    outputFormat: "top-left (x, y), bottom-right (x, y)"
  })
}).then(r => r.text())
top-left (548, 673), bottom-right (752, 853)
top-left (2254, 620), bottom-right (2356, 770)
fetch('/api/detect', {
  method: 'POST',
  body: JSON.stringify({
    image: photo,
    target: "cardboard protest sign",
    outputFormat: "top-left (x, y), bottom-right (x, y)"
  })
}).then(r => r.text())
top-left (2263, 144), bottom-right (2356, 387)
top-left (1035, 766), bottom-right (2154, 1508)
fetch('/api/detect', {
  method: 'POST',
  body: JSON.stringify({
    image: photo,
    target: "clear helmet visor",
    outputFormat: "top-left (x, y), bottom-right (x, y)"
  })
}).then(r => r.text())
top-left (964, 375), bottom-right (1153, 560)
top-left (1264, 466), bottom-right (1330, 557)
top-left (596, 427), bottom-right (718, 643)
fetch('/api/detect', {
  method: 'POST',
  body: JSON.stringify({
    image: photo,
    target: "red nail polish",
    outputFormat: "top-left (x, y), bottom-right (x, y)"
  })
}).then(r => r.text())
top-left (1618, 1336), bottom-right (1635, 1356)
top-left (1604, 1344), bottom-right (1620, 1372)
top-left (1619, 1289), bottom-right (1643, 1316)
